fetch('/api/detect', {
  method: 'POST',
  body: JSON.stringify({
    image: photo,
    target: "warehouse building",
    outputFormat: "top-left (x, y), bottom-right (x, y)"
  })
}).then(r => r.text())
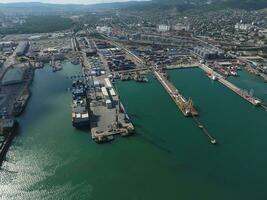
top-left (15, 41), bottom-right (29, 56)
top-left (1, 67), bottom-right (25, 86)
top-left (157, 24), bottom-right (170, 32)
top-left (194, 47), bottom-right (224, 60)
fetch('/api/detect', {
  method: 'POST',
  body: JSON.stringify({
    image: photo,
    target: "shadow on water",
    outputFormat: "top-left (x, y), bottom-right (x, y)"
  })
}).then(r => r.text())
top-left (127, 112), bottom-right (152, 120)
top-left (131, 122), bottom-right (145, 129)
top-left (136, 132), bottom-right (172, 154)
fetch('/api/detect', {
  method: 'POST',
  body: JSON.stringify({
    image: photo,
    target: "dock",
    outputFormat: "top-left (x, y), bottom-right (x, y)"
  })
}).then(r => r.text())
top-left (192, 116), bottom-right (216, 144)
top-left (199, 64), bottom-right (262, 106)
top-left (115, 67), bottom-right (151, 74)
top-left (81, 48), bottom-right (134, 143)
top-left (237, 56), bottom-right (267, 82)
top-left (154, 69), bottom-right (217, 144)
top-left (87, 35), bottom-right (218, 144)
top-left (0, 119), bottom-right (18, 165)
top-left (166, 64), bottom-right (199, 70)
top-left (153, 70), bottom-right (198, 117)
top-left (90, 98), bottom-right (134, 143)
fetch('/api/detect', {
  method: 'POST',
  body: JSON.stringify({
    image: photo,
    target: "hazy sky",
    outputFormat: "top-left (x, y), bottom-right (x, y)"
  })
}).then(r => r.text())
top-left (0, 0), bottom-right (140, 4)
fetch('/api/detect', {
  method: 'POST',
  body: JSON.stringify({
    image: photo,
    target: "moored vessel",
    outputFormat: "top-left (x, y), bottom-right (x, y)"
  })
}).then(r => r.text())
top-left (72, 98), bottom-right (90, 129)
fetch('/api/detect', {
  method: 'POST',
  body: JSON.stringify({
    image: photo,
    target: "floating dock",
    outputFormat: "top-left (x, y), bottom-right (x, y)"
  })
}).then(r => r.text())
top-left (154, 70), bottom-right (198, 117)
top-left (154, 69), bottom-right (217, 144)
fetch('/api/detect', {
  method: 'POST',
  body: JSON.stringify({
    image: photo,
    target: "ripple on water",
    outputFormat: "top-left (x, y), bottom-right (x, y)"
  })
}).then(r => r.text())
top-left (0, 144), bottom-right (93, 200)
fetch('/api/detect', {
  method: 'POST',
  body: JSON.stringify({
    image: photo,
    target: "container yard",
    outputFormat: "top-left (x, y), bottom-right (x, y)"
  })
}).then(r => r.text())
top-left (78, 38), bottom-right (135, 143)
top-left (103, 32), bottom-right (218, 144)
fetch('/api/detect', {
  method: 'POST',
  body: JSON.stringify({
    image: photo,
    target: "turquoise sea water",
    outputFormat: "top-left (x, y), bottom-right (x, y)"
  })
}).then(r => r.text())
top-left (0, 64), bottom-right (267, 200)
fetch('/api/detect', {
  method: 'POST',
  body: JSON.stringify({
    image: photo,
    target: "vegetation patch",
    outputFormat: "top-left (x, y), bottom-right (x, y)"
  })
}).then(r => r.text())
top-left (0, 15), bottom-right (73, 34)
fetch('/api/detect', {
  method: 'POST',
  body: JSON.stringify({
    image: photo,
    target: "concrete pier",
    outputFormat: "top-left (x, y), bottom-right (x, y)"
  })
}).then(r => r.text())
top-left (154, 70), bottom-right (198, 117)
top-left (166, 64), bottom-right (199, 70)
top-left (199, 64), bottom-right (262, 107)
top-left (80, 45), bottom-right (135, 143)
top-left (154, 69), bottom-right (217, 144)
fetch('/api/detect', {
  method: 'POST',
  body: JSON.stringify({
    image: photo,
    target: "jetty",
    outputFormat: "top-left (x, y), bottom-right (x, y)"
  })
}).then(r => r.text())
top-left (199, 64), bottom-right (262, 107)
top-left (154, 69), bottom-right (198, 117)
top-left (87, 35), bottom-right (217, 144)
top-left (166, 63), bottom-right (199, 70)
top-left (0, 119), bottom-right (17, 165)
top-left (81, 48), bottom-right (134, 143)
top-left (192, 116), bottom-right (217, 144)
top-left (153, 69), bottom-right (217, 144)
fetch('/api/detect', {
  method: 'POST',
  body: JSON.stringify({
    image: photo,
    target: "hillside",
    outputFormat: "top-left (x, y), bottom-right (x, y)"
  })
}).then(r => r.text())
top-left (0, 0), bottom-right (267, 15)
top-left (152, 0), bottom-right (267, 10)
top-left (0, 1), bottom-right (148, 14)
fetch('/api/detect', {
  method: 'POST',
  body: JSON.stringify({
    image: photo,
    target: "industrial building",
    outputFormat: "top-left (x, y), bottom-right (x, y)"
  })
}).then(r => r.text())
top-left (234, 23), bottom-right (253, 31)
top-left (15, 41), bottom-right (29, 56)
top-left (96, 26), bottom-right (112, 35)
top-left (0, 41), bottom-right (15, 48)
top-left (157, 25), bottom-right (170, 32)
top-left (194, 47), bottom-right (224, 60)
top-left (1, 67), bottom-right (25, 86)
top-left (172, 23), bottom-right (190, 31)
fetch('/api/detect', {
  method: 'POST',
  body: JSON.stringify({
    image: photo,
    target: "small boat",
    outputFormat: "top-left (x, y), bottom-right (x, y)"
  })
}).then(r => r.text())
top-left (211, 74), bottom-right (218, 81)
top-left (52, 61), bottom-right (62, 72)
top-left (198, 125), bottom-right (204, 129)
top-left (230, 71), bottom-right (238, 76)
top-left (207, 73), bottom-right (218, 81)
top-left (121, 74), bottom-right (131, 81)
top-left (211, 139), bottom-right (217, 144)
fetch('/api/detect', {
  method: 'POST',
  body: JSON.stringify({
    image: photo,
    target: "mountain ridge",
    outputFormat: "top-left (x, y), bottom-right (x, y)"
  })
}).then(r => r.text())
top-left (0, 0), bottom-right (267, 14)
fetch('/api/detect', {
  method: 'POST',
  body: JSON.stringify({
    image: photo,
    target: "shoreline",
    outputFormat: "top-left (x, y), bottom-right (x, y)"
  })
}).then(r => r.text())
top-left (0, 121), bottom-right (18, 166)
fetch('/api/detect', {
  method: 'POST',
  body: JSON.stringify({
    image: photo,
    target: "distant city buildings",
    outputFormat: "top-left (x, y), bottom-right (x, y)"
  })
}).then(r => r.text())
top-left (96, 26), bottom-right (112, 35)
top-left (0, 41), bottom-right (15, 48)
top-left (157, 25), bottom-right (170, 32)
top-left (172, 23), bottom-right (190, 31)
top-left (194, 47), bottom-right (224, 60)
top-left (259, 29), bottom-right (267, 36)
top-left (0, 41), bottom-right (16, 54)
top-left (234, 23), bottom-right (253, 31)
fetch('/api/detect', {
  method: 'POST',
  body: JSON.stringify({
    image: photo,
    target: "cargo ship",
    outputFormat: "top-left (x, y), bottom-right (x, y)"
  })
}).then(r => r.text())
top-left (71, 57), bottom-right (80, 65)
top-left (52, 61), bottom-right (63, 72)
top-left (71, 80), bottom-right (90, 129)
top-left (13, 90), bottom-right (31, 116)
top-left (72, 98), bottom-right (90, 129)
top-left (206, 73), bottom-right (218, 81)
top-left (72, 80), bottom-right (86, 99)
